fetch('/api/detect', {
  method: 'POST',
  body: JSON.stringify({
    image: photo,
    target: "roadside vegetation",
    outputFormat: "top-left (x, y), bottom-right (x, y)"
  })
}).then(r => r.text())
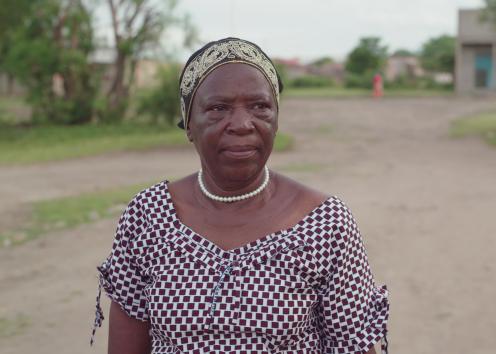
top-left (283, 87), bottom-right (452, 98)
top-left (451, 111), bottom-right (496, 147)
top-left (0, 314), bottom-right (30, 338)
top-left (0, 123), bottom-right (189, 164)
top-left (0, 181), bottom-right (159, 247)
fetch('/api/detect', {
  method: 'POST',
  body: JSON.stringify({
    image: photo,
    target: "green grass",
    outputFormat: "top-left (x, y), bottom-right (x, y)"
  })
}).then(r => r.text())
top-left (274, 132), bottom-right (293, 151)
top-left (0, 181), bottom-right (159, 247)
top-left (284, 87), bottom-right (370, 98)
top-left (284, 87), bottom-right (453, 98)
top-left (0, 123), bottom-right (191, 165)
top-left (451, 112), bottom-right (496, 146)
top-left (0, 314), bottom-right (30, 338)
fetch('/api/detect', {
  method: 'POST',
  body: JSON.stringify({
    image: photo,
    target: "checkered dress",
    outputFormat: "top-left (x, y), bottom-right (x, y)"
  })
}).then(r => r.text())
top-left (91, 180), bottom-right (389, 353)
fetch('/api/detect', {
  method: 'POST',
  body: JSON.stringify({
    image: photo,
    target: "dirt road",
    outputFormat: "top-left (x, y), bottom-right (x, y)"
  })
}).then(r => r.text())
top-left (1, 97), bottom-right (495, 354)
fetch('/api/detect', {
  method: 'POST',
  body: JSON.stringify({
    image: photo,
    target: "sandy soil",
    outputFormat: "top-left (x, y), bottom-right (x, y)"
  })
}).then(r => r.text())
top-left (1, 96), bottom-right (495, 354)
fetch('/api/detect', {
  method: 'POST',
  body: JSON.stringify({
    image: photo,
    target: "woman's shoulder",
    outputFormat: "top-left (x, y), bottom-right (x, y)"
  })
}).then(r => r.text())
top-left (112, 178), bottom-right (182, 245)
top-left (130, 178), bottom-right (170, 205)
top-left (274, 172), bottom-right (356, 227)
top-left (122, 177), bottom-right (184, 221)
top-left (274, 172), bottom-right (330, 209)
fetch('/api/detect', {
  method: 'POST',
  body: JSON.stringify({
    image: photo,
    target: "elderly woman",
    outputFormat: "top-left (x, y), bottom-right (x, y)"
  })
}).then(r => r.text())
top-left (91, 37), bottom-right (389, 354)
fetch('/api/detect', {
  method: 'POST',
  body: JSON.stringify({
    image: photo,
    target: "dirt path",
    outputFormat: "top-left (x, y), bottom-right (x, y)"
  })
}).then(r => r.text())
top-left (1, 97), bottom-right (495, 354)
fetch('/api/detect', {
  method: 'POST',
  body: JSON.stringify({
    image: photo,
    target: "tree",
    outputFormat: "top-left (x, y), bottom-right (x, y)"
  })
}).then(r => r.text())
top-left (4, 0), bottom-right (97, 124)
top-left (392, 49), bottom-right (416, 57)
top-left (345, 37), bottom-right (388, 88)
top-left (420, 35), bottom-right (455, 74)
top-left (345, 37), bottom-right (388, 75)
top-left (481, 0), bottom-right (496, 26)
top-left (311, 56), bottom-right (334, 67)
top-left (103, 0), bottom-right (195, 123)
top-left (0, 0), bottom-right (35, 94)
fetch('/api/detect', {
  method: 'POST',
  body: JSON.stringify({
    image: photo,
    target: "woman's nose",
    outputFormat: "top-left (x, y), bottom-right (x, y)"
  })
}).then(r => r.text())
top-left (227, 107), bottom-right (255, 134)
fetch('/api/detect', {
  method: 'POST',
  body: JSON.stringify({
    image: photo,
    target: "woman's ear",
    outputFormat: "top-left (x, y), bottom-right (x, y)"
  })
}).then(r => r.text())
top-left (186, 127), bottom-right (194, 142)
top-left (274, 113), bottom-right (279, 135)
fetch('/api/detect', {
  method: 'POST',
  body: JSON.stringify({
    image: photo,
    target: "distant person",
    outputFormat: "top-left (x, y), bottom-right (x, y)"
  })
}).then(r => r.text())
top-left (91, 37), bottom-right (389, 354)
top-left (373, 73), bottom-right (384, 98)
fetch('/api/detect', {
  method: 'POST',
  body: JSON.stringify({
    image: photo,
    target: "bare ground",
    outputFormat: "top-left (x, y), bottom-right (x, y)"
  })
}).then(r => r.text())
top-left (1, 97), bottom-right (495, 354)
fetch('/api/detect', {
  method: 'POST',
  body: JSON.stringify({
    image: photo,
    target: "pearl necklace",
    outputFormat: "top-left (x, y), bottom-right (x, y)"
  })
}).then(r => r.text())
top-left (198, 166), bottom-right (270, 203)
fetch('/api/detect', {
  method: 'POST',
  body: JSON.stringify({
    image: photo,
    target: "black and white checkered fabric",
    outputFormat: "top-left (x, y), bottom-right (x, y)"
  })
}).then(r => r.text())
top-left (91, 180), bottom-right (389, 353)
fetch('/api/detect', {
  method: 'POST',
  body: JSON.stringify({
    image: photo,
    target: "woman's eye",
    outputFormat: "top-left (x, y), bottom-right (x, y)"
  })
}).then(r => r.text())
top-left (252, 102), bottom-right (269, 110)
top-left (209, 104), bottom-right (227, 112)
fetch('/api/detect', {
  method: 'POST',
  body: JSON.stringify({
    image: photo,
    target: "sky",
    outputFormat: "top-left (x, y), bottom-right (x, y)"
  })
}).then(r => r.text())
top-left (173, 0), bottom-right (485, 62)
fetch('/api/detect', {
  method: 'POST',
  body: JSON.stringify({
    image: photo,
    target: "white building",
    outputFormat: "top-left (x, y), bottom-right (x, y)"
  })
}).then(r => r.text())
top-left (456, 9), bottom-right (496, 93)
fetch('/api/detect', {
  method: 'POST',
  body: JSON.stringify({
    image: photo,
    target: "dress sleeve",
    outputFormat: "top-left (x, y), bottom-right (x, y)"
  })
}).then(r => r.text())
top-left (90, 197), bottom-right (149, 345)
top-left (319, 201), bottom-right (389, 354)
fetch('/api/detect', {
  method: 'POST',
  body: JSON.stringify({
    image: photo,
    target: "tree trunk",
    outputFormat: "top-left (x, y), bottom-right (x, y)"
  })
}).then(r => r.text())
top-left (104, 49), bottom-right (130, 122)
top-left (7, 74), bottom-right (14, 95)
top-left (108, 52), bottom-right (125, 99)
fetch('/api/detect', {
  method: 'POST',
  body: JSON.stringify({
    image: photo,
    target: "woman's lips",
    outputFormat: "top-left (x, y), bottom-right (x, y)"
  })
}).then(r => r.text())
top-left (221, 145), bottom-right (257, 159)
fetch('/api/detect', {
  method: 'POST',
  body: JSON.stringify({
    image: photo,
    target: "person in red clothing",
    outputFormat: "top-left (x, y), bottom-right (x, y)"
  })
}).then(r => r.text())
top-left (373, 73), bottom-right (384, 98)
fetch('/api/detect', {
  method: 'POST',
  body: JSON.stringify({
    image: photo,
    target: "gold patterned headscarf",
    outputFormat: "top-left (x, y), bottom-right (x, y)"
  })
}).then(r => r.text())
top-left (178, 37), bottom-right (283, 129)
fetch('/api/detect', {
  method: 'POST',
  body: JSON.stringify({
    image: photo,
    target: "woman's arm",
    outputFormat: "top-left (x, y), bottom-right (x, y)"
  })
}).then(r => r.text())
top-left (108, 301), bottom-right (151, 354)
top-left (366, 346), bottom-right (377, 354)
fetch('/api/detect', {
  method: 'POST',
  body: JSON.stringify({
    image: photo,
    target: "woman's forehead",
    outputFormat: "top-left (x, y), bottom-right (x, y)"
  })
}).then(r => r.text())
top-left (195, 63), bottom-right (274, 102)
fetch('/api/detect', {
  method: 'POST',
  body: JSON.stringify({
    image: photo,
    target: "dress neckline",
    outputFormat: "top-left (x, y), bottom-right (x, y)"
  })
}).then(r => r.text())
top-left (161, 179), bottom-right (334, 257)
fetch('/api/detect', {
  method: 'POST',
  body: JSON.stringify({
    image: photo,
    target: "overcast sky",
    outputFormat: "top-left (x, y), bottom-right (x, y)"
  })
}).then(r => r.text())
top-left (175, 0), bottom-right (485, 62)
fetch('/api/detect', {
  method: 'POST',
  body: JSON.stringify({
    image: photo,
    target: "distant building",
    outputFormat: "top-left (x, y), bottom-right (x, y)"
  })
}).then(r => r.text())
top-left (385, 55), bottom-right (425, 81)
top-left (274, 58), bottom-right (345, 84)
top-left (274, 58), bottom-right (308, 79)
top-left (0, 74), bottom-right (25, 95)
top-left (89, 46), bottom-right (117, 92)
top-left (456, 9), bottom-right (496, 93)
top-left (89, 47), bottom-right (166, 91)
top-left (308, 62), bottom-right (345, 84)
top-left (134, 59), bottom-right (167, 89)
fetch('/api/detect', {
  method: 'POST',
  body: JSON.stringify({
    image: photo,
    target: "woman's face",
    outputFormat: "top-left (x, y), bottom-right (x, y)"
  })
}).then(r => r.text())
top-left (188, 63), bottom-right (278, 185)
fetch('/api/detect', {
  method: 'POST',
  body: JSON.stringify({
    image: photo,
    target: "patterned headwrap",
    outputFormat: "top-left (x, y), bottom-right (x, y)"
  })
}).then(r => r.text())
top-left (178, 37), bottom-right (284, 129)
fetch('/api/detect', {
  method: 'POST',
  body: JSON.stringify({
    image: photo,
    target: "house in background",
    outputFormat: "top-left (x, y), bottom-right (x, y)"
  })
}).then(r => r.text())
top-left (273, 58), bottom-right (308, 80)
top-left (385, 55), bottom-right (424, 81)
top-left (89, 46), bottom-right (166, 91)
top-left (456, 9), bottom-right (496, 93)
top-left (0, 74), bottom-right (25, 95)
top-left (307, 62), bottom-right (345, 85)
top-left (274, 58), bottom-right (345, 84)
top-left (134, 59), bottom-right (166, 89)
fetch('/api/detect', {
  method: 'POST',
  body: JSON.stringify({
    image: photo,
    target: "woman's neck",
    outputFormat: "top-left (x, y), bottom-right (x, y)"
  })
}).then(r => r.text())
top-left (196, 166), bottom-right (275, 209)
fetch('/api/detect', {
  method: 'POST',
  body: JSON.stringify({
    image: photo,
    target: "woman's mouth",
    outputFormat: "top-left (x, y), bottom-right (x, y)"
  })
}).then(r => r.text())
top-left (221, 145), bottom-right (258, 159)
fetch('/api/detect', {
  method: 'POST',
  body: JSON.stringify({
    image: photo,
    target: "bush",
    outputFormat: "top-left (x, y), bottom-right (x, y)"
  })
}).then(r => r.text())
top-left (273, 62), bottom-right (289, 89)
top-left (384, 75), bottom-right (453, 91)
top-left (384, 75), bottom-right (417, 90)
top-left (344, 71), bottom-right (376, 89)
top-left (416, 77), bottom-right (453, 90)
top-left (289, 75), bottom-right (334, 88)
top-left (95, 97), bottom-right (128, 125)
top-left (137, 64), bottom-right (181, 125)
